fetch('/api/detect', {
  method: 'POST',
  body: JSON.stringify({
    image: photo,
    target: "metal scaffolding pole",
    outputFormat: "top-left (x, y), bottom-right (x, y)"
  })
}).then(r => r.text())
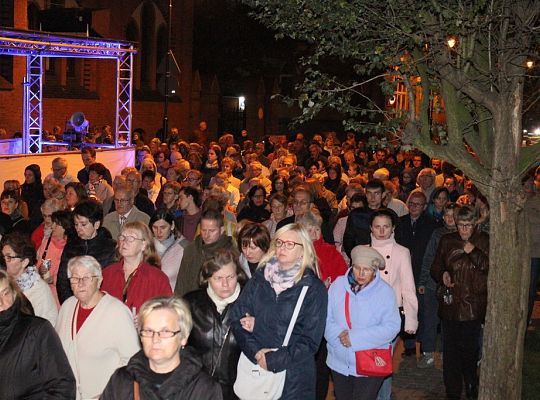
top-left (116, 48), bottom-right (134, 147)
top-left (23, 54), bottom-right (43, 153)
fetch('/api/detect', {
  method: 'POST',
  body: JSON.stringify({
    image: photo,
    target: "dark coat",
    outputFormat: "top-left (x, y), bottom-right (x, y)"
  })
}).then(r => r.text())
top-left (21, 181), bottom-right (45, 230)
top-left (184, 289), bottom-right (241, 400)
top-left (230, 267), bottom-right (327, 400)
top-left (430, 229), bottom-right (489, 321)
top-left (342, 207), bottom-right (375, 258)
top-left (0, 299), bottom-right (75, 399)
top-left (395, 212), bottom-right (441, 284)
top-left (101, 347), bottom-right (223, 400)
top-left (56, 227), bottom-right (117, 303)
top-left (236, 202), bottom-right (271, 224)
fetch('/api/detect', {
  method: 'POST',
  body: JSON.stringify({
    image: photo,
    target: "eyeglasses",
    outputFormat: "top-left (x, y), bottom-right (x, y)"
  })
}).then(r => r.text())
top-left (114, 198), bottom-right (131, 203)
top-left (456, 223), bottom-right (474, 229)
top-left (408, 202), bottom-right (425, 208)
top-left (275, 239), bottom-right (303, 250)
top-left (293, 200), bottom-right (309, 206)
top-left (139, 329), bottom-right (181, 339)
top-left (69, 276), bottom-right (98, 285)
top-left (2, 254), bottom-right (21, 262)
top-left (118, 235), bottom-right (145, 243)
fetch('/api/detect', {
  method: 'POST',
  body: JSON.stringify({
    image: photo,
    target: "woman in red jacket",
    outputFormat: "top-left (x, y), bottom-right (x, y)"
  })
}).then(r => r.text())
top-left (101, 221), bottom-right (172, 315)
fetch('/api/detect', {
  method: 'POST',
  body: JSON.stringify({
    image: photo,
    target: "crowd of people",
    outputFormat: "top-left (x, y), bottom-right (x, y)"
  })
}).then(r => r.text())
top-left (0, 127), bottom-right (539, 400)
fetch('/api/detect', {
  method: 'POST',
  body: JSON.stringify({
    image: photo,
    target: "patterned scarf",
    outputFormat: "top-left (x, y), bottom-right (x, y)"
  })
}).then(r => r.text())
top-left (16, 265), bottom-right (40, 292)
top-left (264, 256), bottom-right (302, 294)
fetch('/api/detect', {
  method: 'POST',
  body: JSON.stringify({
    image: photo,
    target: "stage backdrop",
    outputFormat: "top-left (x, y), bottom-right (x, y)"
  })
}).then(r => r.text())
top-left (0, 146), bottom-right (135, 186)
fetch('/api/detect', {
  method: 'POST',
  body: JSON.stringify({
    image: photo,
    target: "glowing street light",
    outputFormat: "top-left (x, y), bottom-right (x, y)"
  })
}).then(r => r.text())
top-left (526, 60), bottom-right (534, 69)
top-left (447, 37), bottom-right (457, 48)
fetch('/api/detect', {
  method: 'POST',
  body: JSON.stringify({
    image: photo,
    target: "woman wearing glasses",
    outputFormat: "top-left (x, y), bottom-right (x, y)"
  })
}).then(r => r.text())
top-left (236, 185), bottom-right (271, 224)
top-left (55, 256), bottom-right (140, 400)
top-left (431, 205), bottom-right (489, 400)
top-left (101, 296), bottom-right (223, 399)
top-left (230, 223), bottom-right (327, 399)
top-left (1, 232), bottom-right (58, 325)
top-left (101, 221), bottom-right (172, 314)
top-left (184, 248), bottom-right (246, 399)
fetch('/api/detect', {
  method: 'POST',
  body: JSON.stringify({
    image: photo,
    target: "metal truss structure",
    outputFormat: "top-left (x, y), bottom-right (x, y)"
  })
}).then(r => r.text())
top-left (0, 28), bottom-right (137, 153)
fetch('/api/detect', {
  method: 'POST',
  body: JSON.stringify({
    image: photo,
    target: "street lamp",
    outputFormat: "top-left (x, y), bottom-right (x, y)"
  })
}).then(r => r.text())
top-left (447, 36), bottom-right (457, 48)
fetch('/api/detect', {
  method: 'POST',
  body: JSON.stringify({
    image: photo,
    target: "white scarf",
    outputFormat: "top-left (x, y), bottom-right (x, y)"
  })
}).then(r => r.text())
top-left (154, 234), bottom-right (176, 257)
top-left (207, 283), bottom-right (241, 314)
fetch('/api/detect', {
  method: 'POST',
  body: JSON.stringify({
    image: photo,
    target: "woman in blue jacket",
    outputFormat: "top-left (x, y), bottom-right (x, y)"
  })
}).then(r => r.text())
top-left (230, 223), bottom-right (327, 399)
top-left (325, 245), bottom-right (401, 400)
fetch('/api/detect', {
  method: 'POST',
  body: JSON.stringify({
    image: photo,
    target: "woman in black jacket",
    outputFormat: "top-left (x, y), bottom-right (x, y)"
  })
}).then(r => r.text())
top-left (0, 270), bottom-right (75, 399)
top-left (101, 296), bottom-right (222, 400)
top-left (184, 248), bottom-right (246, 400)
top-left (21, 164), bottom-right (45, 230)
top-left (56, 199), bottom-right (116, 303)
top-left (236, 185), bottom-right (271, 223)
top-left (230, 223), bottom-right (327, 399)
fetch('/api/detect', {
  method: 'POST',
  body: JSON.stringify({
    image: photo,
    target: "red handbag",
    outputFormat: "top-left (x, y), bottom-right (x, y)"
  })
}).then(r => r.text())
top-left (345, 291), bottom-right (393, 377)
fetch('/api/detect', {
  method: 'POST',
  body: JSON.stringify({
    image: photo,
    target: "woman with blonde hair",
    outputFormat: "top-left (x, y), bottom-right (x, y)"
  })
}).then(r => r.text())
top-left (101, 221), bottom-right (172, 313)
top-left (101, 296), bottom-right (222, 399)
top-left (231, 223), bottom-right (327, 398)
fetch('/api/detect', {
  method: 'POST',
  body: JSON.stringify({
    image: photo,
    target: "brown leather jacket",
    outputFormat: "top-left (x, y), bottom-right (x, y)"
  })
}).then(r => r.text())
top-left (431, 229), bottom-right (489, 321)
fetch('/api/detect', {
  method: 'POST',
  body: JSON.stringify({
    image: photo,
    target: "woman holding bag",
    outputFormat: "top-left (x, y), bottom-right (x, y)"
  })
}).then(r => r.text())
top-left (325, 245), bottom-right (401, 400)
top-left (230, 223), bottom-right (327, 399)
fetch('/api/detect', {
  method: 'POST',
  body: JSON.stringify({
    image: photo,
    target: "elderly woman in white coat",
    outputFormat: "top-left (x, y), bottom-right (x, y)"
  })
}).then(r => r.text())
top-left (55, 256), bottom-right (140, 400)
top-left (369, 208), bottom-right (418, 400)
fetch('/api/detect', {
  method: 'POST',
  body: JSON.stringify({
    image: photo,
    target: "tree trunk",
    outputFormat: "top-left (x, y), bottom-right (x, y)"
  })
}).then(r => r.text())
top-left (479, 178), bottom-right (530, 398)
top-left (467, 78), bottom-right (532, 399)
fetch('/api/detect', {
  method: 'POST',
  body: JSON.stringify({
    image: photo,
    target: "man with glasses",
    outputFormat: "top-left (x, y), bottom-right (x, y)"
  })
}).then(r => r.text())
top-left (395, 191), bottom-right (440, 357)
top-left (275, 186), bottom-right (314, 232)
top-left (122, 169), bottom-right (155, 217)
top-left (103, 185), bottom-right (150, 241)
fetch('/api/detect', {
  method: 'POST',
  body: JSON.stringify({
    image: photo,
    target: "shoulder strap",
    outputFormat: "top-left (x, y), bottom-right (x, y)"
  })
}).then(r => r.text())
top-left (133, 380), bottom-right (140, 400)
top-left (282, 285), bottom-right (309, 347)
top-left (344, 291), bottom-right (352, 329)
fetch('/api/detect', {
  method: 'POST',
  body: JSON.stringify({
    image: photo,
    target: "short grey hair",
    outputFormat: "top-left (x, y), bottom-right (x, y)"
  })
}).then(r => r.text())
top-left (67, 255), bottom-right (103, 279)
top-left (138, 296), bottom-right (193, 342)
top-left (41, 198), bottom-right (64, 213)
top-left (296, 210), bottom-right (323, 229)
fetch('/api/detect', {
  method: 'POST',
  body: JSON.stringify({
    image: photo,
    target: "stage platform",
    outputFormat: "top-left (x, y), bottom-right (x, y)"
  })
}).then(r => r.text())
top-left (0, 141), bottom-right (135, 185)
